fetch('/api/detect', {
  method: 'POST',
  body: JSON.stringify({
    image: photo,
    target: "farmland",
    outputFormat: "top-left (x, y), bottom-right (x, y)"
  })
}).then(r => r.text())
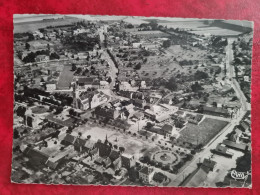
top-left (14, 16), bottom-right (80, 33)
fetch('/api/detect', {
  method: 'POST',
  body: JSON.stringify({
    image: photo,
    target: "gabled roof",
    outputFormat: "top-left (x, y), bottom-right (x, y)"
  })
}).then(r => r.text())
top-left (216, 144), bottom-right (228, 153)
top-left (96, 141), bottom-right (112, 157)
top-left (139, 166), bottom-right (154, 175)
top-left (61, 134), bottom-right (76, 145)
top-left (90, 147), bottom-right (98, 155)
top-left (153, 172), bottom-right (166, 183)
top-left (103, 157), bottom-right (112, 167)
top-left (222, 140), bottom-right (247, 151)
top-left (84, 139), bottom-right (95, 149)
top-left (161, 124), bottom-right (173, 134)
top-left (109, 150), bottom-right (120, 162)
top-left (74, 138), bottom-right (87, 149)
top-left (24, 147), bottom-right (49, 164)
top-left (202, 159), bottom-right (216, 171)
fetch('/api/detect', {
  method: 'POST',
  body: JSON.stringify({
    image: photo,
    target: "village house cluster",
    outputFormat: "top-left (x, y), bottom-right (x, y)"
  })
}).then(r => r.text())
top-left (12, 15), bottom-right (252, 187)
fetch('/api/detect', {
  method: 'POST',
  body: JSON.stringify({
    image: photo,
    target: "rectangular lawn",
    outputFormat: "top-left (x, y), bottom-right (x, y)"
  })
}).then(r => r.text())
top-left (178, 118), bottom-right (229, 146)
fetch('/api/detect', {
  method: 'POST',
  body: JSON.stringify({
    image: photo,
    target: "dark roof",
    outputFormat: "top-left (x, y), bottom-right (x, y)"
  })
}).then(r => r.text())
top-left (153, 172), bottom-right (166, 183)
top-left (161, 124), bottom-right (173, 134)
top-left (132, 92), bottom-right (144, 100)
top-left (139, 166), bottom-right (153, 175)
top-left (216, 144), bottom-right (228, 153)
top-left (94, 106), bottom-right (118, 119)
top-left (103, 157), bottom-right (112, 167)
top-left (77, 77), bottom-right (95, 85)
top-left (109, 150), bottom-right (120, 162)
top-left (74, 138), bottom-right (87, 149)
top-left (61, 134), bottom-right (76, 145)
top-left (240, 121), bottom-right (250, 131)
top-left (202, 159), bottom-right (216, 171)
top-left (24, 147), bottom-right (49, 165)
top-left (90, 147), bottom-right (98, 155)
top-left (181, 166), bottom-right (208, 187)
top-left (222, 140), bottom-right (247, 151)
top-left (96, 141), bottom-right (112, 157)
top-left (203, 106), bottom-right (229, 115)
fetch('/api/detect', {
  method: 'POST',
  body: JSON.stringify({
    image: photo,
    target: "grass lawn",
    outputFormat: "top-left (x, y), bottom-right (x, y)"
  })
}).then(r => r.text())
top-left (178, 118), bottom-right (229, 146)
top-left (56, 65), bottom-right (75, 90)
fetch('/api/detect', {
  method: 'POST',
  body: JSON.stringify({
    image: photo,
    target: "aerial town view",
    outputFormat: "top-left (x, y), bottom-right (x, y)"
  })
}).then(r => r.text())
top-left (12, 14), bottom-right (253, 187)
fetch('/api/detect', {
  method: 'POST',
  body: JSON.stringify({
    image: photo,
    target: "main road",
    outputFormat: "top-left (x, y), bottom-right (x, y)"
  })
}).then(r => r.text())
top-left (167, 38), bottom-right (251, 186)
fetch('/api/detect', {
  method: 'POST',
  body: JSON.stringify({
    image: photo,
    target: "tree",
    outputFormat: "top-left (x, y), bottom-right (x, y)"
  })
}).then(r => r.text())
top-left (165, 77), bottom-right (178, 91)
top-left (236, 151), bottom-right (251, 172)
top-left (162, 40), bottom-right (171, 48)
top-left (13, 129), bottom-right (20, 139)
top-left (191, 82), bottom-right (203, 92)
top-left (25, 42), bottom-right (30, 50)
top-left (194, 70), bottom-right (209, 80)
top-left (107, 77), bottom-right (112, 83)
top-left (146, 122), bottom-right (153, 129)
top-left (55, 106), bottom-right (63, 114)
top-left (50, 52), bottom-right (60, 60)
top-left (69, 109), bottom-right (75, 116)
top-left (71, 63), bottom-right (77, 71)
top-left (119, 146), bottom-right (125, 153)
top-left (134, 63), bottom-right (141, 70)
top-left (78, 132), bottom-right (82, 137)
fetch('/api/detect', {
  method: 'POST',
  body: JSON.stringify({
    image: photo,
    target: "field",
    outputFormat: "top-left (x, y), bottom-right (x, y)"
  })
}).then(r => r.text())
top-left (56, 65), bottom-right (75, 90)
top-left (14, 16), bottom-right (80, 33)
top-left (137, 51), bottom-right (183, 79)
top-left (178, 118), bottom-right (229, 146)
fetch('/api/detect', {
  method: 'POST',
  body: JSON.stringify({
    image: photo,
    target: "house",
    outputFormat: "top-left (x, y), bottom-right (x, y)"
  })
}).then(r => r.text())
top-left (211, 144), bottom-right (233, 158)
top-left (102, 157), bottom-right (112, 168)
top-left (222, 140), bottom-right (248, 152)
top-left (139, 166), bottom-right (155, 184)
top-left (230, 128), bottom-right (243, 143)
top-left (61, 134), bottom-right (76, 146)
top-left (175, 110), bottom-right (186, 118)
top-left (96, 141), bottom-right (112, 157)
top-left (109, 150), bottom-right (121, 162)
top-left (112, 157), bottom-right (122, 171)
top-left (100, 81), bottom-right (109, 89)
top-left (181, 159), bottom-right (216, 187)
top-left (46, 82), bottom-right (57, 92)
top-left (240, 121), bottom-right (250, 132)
top-left (35, 55), bottom-right (50, 62)
top-left (76, 77), bottom-right (100, 89)
top-left (23, 147), bottom-right (49, 168)
top-left (161, 124), bottom-right (180, 139)
top-left (203, 106), bottom-right (230, 117)
top-left (74, 138), bottom-right (87, 152)
top-left (89, 147), bottom-right (99, 160)
top-left (133, 99), bottom-right (146, 108)
top-left (153, 172), bottom-right (167, 183)
top-left (94, 106), bottom-right (120, 120)
top-left (46, 145), bottom-right (74, 169)
top-left (121, 153), bottom-right (135, 169)
top-left (24, 106), bottom-right (49, 129)
top-left (77, 91), bottom-right (108, 110)
top-left (161, 98), bottom-right (172, 105)
top-left (119, 81), bottom-right (133, 91)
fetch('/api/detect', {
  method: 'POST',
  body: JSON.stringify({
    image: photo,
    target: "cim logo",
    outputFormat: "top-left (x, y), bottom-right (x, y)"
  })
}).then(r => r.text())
top-left (230, 170), bottom-right (251, 180)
